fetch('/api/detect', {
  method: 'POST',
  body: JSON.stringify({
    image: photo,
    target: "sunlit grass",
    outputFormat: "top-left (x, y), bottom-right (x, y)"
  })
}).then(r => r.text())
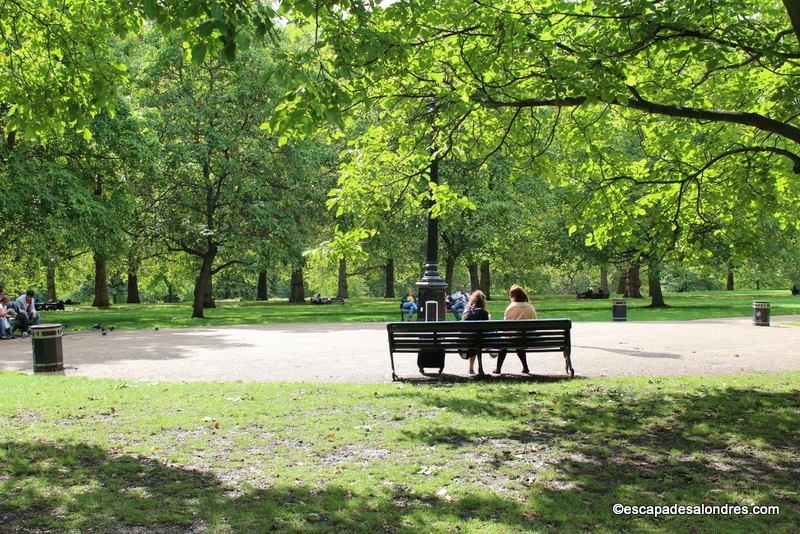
top-left (1, 371), bottom-right (797, 531)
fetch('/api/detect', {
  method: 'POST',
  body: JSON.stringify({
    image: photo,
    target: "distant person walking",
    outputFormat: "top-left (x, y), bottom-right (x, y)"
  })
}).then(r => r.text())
top-left (494, 284), bottom-right (536, 374)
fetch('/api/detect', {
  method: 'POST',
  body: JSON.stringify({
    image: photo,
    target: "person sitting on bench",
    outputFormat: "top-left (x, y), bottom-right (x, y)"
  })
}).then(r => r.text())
top-left (448, 284), bottom-right (469, 319)
top-left (400, 288), bottom-right (418, 320)
top-left (0, 296), bottom-right (15, 339)
top-left (461, 290), bottom-right (490, 374)
top-left (13, 289), bottom-right (39, 336)
top-left (494, 284), bottom-right (537, 375)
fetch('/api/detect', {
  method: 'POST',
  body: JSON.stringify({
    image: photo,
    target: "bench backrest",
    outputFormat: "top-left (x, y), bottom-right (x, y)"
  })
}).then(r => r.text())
top-left (387, 319), bottom-right (571, 353)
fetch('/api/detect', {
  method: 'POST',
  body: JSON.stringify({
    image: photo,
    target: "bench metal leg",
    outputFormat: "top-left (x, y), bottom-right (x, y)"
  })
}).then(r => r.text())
top-left (390, 351), bottom-right (399, 381)
top-left (564, 347), bottom-right (574, 378)
top-left (477, 351), bottom-right (485, 377)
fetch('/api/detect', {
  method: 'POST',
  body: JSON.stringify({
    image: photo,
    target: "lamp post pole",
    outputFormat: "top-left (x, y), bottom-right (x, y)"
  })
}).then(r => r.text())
top-left (415, 153), bottom-right (448, 321)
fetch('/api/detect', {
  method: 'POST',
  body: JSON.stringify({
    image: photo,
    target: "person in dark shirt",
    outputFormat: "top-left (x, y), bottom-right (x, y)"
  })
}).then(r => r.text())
top-left (461, 290), bottom-right (490, 374)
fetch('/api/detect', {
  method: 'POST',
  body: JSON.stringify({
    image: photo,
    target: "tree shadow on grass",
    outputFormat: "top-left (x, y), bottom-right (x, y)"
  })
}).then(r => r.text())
top-left (393, 386), bottom-right (800, 529)
top-left (0, 441), bottom-right (532, 533)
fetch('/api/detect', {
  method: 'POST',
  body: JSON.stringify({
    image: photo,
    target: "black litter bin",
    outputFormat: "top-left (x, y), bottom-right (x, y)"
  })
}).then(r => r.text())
top-left (612, 300), bottom-right (627, 322)
top-left (753, 301), bottom-right (770, 327)
top-left (31, 324), bottom-right (64, 372)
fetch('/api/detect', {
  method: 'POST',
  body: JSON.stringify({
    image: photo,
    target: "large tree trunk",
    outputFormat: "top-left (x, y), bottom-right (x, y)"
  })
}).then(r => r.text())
top-left (126, 263), bottom-right (141, 304)
top-left (92, 255), bottom-right (110, 308)
top-left (384, 259), bottom-right (395, 298)
top-left (289, 267), bottom-right (305, 303)
top-left (599, 265), bottom-right (609, 293)
top-left (337, 259), bottom-right (349, 299)
top-left (479, 260), bottom-right (491, 300)
top-left (192, 252), bottom-right (216, 318)
top-left (203, 273), bottom-right (215, 308)
top-left (468, 263), bottom-right (479, 292)
top-left (444, 256), bottom-right (456, 293)
top-left (256, 270), bottom-right (268, 300)
top-left (46, 264), bottom-right (57, 301)
top-left (647, 265), bottom-right (667, 308)
top-left (616, 268), bottom-right (628, 294)
top-left (784, 0), bottom-right (800, 47)
top-left (726, 268), bottom-right (735, 291)
top-left (625, 264), bottom-right (643, 298)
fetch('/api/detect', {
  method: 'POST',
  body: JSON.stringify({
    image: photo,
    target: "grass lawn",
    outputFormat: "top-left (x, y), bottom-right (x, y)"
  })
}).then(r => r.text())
top-left (39, 290), bottom-right (800, 331)
top-left (1, 372), bottom-right (798, 532)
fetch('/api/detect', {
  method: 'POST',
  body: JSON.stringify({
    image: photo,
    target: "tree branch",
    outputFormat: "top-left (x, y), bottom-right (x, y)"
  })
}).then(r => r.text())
top-left (475, 93), bottom-right (800, 148)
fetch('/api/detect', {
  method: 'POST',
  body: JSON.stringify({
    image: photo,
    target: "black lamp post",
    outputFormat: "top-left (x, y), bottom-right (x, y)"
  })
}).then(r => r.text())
top-left (415, 148), bottom-right (448, 321)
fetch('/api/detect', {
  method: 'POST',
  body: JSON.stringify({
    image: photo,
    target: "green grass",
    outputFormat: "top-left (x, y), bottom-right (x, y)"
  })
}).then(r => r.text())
top-left (1, 372), bottom-right (798, 532)
top-left (40, 291), bottom-right (800, 331)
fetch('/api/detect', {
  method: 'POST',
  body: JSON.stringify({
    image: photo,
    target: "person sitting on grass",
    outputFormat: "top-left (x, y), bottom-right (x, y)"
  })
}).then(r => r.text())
top-left (792, 284), bottom-right (799, 296)
top-left (401, 288), bottom-right (418, 320)
top-left (494, 284), bottom-right (537, 375)
top-left (0, 296), bottom-right (15, 339)
top-left (461, 290), bottom-right (490, 374)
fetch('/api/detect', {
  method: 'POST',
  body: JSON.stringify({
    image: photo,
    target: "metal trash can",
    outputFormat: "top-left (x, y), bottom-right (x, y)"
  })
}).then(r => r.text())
top-left (612, 300), bottom-right (627, 322)
top-left (31, 324), bottom-right (64, 372)
top-left (753, 301), bottom-right (770, 327)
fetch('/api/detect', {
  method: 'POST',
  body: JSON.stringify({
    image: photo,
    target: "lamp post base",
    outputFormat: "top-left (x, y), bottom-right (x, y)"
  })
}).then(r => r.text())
top-left (416, 262), bottom-right (448, 321)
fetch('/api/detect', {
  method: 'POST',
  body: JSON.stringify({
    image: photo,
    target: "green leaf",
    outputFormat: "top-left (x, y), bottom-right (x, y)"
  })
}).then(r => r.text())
top-left (191, 43), bottom-right (207, 65)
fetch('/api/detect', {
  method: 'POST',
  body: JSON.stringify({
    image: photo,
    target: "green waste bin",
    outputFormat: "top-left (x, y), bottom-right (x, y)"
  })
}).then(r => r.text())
top-left (31, 324), bottom-right (64, 372)
top-left (752, 301), bottom-right (770, 327)
top-left (612, 300), bottom-right (627, 322)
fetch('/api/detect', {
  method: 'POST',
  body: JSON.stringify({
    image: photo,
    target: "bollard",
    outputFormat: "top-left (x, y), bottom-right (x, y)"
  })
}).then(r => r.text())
top-left (753, 301), bottom-right (770, 327)
top-left (612, 300), bottom-right (627, 322)
top-left (31, 324), bottom-right (64, 372)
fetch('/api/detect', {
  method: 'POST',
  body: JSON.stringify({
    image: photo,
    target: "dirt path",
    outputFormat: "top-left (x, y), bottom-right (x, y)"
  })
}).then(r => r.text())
top-left (1, 317), bottom-right (799, 382)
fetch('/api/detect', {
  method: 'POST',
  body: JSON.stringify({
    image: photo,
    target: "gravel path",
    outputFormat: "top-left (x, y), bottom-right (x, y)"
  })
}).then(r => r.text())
top-left (2, 317), bottom-right (799, 382)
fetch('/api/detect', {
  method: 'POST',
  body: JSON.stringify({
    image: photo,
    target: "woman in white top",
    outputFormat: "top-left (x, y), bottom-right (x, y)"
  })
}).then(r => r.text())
top-left (0, 296), bottom-right (15, 339)
top-left (494, 284), bottom-right (537, 374)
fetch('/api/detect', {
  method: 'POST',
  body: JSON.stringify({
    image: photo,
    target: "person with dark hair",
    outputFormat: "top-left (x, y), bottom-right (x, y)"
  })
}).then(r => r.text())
top-left (494, 284), bottom-right (537, 374)
top-left (13, 289), bottom-right (39, 336)
top-left (792, 284), bottom-right (799, 296)
top-left (461, 290), bottom-right (490, 374)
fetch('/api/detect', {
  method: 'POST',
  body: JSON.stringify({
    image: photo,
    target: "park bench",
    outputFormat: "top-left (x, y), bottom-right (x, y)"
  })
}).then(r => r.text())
top-left (576, 290), bottom-right (609, 299)
top-left (386, 318), bottom-right (574, 380)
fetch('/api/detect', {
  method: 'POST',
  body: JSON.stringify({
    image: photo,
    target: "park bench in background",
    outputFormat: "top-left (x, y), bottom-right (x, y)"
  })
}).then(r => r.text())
top-left (576, 290), bottom-right (610, 299)
top-left (386, 318), bottom-right (573, 380)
